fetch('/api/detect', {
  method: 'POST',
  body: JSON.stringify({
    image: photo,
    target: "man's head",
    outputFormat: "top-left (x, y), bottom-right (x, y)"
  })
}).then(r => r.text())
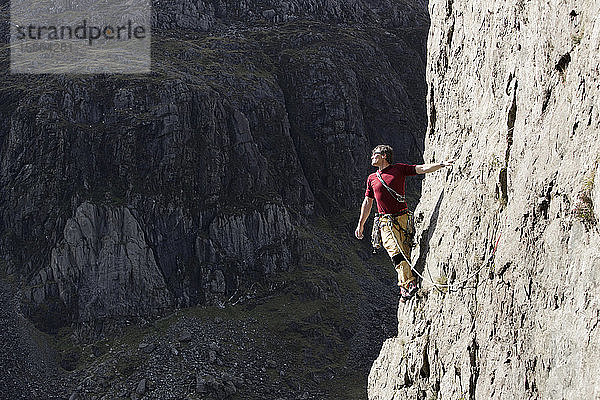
top-left (371, 145), bottom-right (393, 167)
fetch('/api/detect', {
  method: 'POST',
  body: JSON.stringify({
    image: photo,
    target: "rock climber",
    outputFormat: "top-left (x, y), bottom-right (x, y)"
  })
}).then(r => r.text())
top-left (355, 144), bottom-right (454, 302)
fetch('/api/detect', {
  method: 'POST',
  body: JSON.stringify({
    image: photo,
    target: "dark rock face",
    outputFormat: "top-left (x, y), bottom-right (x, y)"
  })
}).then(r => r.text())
top-left (0, 0), bottom-right (428, 332)
top-left (152, 0), bottom-right (430, 30)
top-left (33, 202), bottom-right (174, 322)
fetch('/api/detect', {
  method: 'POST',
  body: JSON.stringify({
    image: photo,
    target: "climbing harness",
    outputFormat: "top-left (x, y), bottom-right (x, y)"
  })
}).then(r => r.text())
top-left (371, 210), bottom-right (412, 252)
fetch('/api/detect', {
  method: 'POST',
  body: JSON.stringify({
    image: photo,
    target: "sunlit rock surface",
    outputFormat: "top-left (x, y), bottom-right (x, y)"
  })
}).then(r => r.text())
top-left (369, 0), bottom-right (600, 399)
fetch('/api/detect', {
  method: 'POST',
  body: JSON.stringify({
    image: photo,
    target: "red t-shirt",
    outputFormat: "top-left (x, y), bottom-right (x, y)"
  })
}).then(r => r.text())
top-left (365, 163), bottom-right (417, 214)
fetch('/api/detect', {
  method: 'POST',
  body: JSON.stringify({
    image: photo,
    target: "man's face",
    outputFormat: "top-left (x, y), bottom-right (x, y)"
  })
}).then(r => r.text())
top-left (371, 151), bottom-right (385, 167)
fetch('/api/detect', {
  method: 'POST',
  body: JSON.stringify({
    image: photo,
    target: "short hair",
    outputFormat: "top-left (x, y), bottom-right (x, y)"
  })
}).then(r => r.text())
top-left (372, 145), bottom-right (393, 163)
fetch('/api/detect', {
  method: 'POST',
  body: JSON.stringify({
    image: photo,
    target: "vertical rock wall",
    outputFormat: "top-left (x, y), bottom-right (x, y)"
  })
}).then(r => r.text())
top-left (369, 0), bottom-right (600, 399)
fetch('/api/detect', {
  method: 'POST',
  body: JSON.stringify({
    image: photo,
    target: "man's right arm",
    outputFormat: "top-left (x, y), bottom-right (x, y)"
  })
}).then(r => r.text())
top-left (415, 159), bottom-right (455, 174)
top-left (355, 197), bottom-right (374, 239)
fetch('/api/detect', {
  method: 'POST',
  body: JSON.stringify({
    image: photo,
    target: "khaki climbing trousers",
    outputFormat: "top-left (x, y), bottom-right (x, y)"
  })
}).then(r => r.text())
top-left (379, 213), bottom-right (416, 288)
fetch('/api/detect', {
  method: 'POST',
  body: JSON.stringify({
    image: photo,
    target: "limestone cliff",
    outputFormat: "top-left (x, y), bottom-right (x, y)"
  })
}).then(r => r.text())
top-left (369, 0), bottom-right (600, 399)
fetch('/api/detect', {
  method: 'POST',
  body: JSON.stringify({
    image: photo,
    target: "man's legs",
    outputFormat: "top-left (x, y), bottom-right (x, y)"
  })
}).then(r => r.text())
top-left (380, 214), bottom-right (416, 288)
top-left (392, 253), bottom-right (415, 287)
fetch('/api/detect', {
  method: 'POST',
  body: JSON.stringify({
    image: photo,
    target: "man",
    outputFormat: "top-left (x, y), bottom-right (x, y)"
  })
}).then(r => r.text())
top-left (355, 144), bottom-right (454, 302)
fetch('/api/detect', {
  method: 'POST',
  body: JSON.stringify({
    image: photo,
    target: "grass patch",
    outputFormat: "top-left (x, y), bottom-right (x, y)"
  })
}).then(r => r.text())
top-left (573, 170), bottom-right (596, 226)
top-left (115, 353), bottom-right (145, 377)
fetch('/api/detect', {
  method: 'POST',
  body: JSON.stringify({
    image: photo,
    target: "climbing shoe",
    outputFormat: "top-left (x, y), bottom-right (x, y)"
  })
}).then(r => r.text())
top-left (399, 285), bottom-right (408, 297)
top-left (400, 286), bottom-right (412, 303)
top-left (406, 280), bottom-right (419, 297)
top-left (399, 281), bottom-right (418, 303)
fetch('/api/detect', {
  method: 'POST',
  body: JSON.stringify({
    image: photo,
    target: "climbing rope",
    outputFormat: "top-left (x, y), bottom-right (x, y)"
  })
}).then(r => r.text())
top-left (382, 214), bottom-right (505, 293)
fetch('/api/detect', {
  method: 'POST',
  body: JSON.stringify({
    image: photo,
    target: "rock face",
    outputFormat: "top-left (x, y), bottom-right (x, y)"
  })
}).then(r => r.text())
top-left (0, 0), bottom-right (428, 332)
top-left (153, 0), bottom-right (429, 30)
top-left (31, 202), bottom-right (173, 323)
top-left (369, 0), bottom-right (600, 399)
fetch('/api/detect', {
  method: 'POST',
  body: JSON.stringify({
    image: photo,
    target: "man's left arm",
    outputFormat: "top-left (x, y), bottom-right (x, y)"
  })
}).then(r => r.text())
top-left (415, 159), bottom-right (455, 174)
